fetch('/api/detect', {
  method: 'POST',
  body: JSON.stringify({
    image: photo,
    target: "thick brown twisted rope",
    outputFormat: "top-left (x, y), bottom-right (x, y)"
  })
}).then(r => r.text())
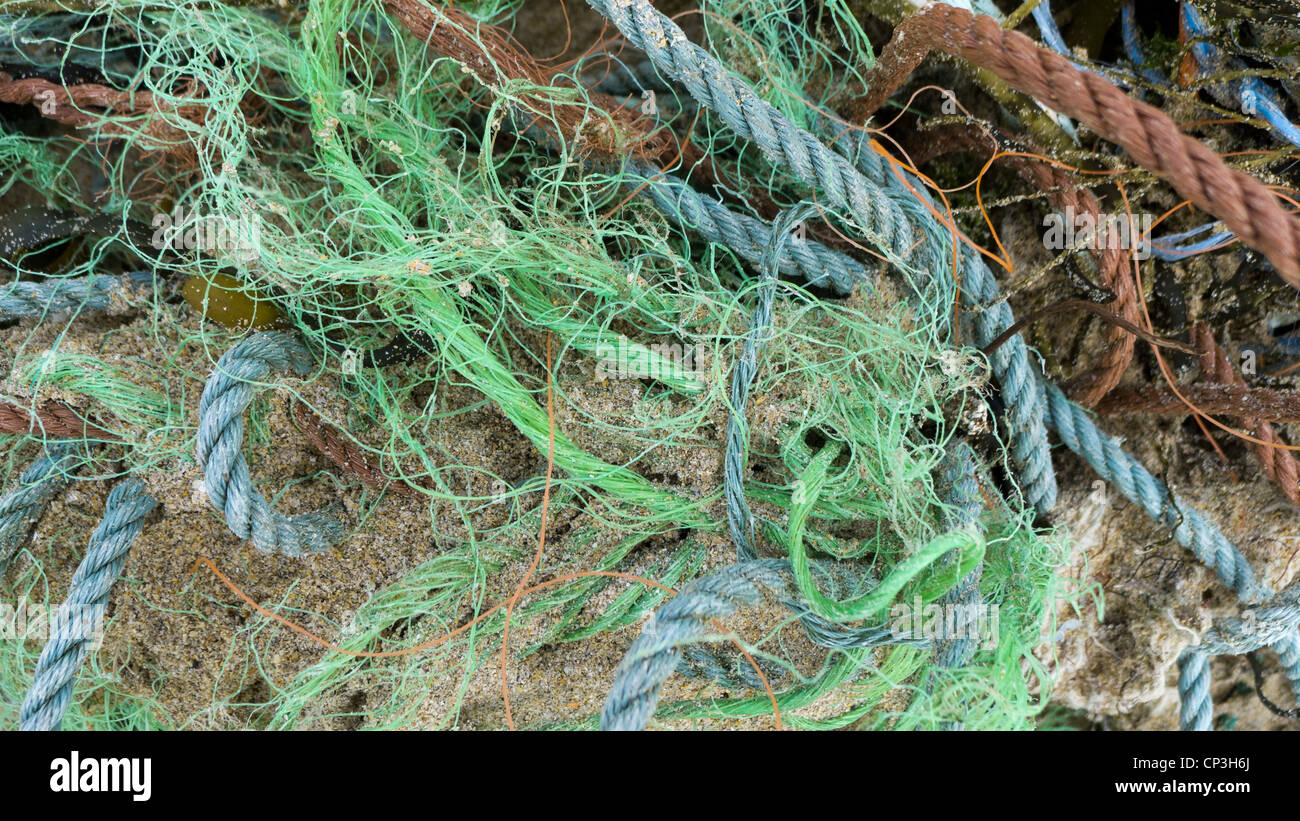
top-left (290, 401), bottom-right (423, 495)
top-left (853, 4), bottom-right (1300, 289)
top-left (1098, 383), bottom-right (1300, 423)
top-left (0, 71), bottom-right (205, 159)
top-left (907, 121), bottom-right (1136, 406)
top-left (0, 71), bottom-right (156, 126)
top-left (0, 400), bottom-right (117, 440)
top-left (1191, 321), bottom-right (1300, 506)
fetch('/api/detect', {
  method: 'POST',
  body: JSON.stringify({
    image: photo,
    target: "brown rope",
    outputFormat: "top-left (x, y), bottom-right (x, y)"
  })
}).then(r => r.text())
top-left (290, 400), bottom-right (423, 495)
top-left (0, 71), bottom-right (207, 160)
top-left (0, 72), bottom-right (157, 126)
top-left (980, 298), bottom-right (1193, 358)
top-left (0, 400), bottom-right (118, 440)
top-left (383, 0), bottom-right (686, 166)
top-left (1097, 383), bottom-right (1300, 423)
top-left (853, 4), bottom-right (1300, 289)
top-left (908, 121), bottom-right (1138, 406)
top-left (1191, 321), bottom-right (1300, 506)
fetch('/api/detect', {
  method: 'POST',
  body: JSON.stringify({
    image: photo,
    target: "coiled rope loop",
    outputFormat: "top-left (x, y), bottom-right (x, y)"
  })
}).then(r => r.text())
top-left (196, 332), bottom-right (344, 556)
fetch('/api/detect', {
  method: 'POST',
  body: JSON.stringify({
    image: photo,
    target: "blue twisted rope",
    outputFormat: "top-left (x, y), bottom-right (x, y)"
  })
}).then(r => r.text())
top-left (1042, 378), bottom-right (1300, 726)
top-left (1042, 380), bottom-right (1261, 602)
top-left (923, 442), bottom-right (987, 730)
top-left (724, 203), bottom-right (818, 561)
top-left (0, 272), bottom-right (151, 321)
top-left (508, 116), bottom-right (874, 295)
top-left (932, 445), bottom-right (985, 659)
top-left (581, 0), bottom-right (1057, 514)
top-left (1177, 577), bottom-right (1300, 730)
top-left (821, 124), bottom-right (1057, 516)
top-left (196, 332), bottom-right (344, 556)
top-left (623, 162), bottom-right (873, 294)
top-left (601, 557), bottom-right (911, 730)
top-left (19, 478), bottom-right (155, 731)
top-left (0, 444), bottom-right (77, 572)
top-left (592, 0), bottom-right (1296, 728)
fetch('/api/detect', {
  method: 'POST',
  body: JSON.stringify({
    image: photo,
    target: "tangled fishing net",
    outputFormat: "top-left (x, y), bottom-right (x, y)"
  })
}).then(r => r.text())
top-left (1, 0), bottom-right (1296, 731)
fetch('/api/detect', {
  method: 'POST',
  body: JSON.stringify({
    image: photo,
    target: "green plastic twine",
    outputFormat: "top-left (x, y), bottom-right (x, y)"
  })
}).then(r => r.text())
top-left (785, 442), bottom-right (985, 623)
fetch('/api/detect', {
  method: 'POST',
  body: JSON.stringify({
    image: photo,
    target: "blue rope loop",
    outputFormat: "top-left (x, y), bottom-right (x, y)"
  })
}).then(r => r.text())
top-left (19, 477), bottom-right (156, 731)
top-left (584, 0), bottom-right (1058, 516)
top-left (195, 331), bottom-right (345, 557)
top-left (602, 555), bottom-right (930, 730)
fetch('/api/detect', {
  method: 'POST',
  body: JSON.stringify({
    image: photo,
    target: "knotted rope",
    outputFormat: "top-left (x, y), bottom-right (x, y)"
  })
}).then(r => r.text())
top-left (19, 478), bottom-right (154, 731)
top-left (196, 332), bottom-right (344, 556)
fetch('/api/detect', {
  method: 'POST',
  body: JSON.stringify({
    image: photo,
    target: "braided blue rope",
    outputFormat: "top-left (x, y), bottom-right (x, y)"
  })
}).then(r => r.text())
top-left (724, 203), bottom-right (818, 561)
top-left (195, 332), bottom-right (344, 556)
top-left (601, 557), bottom-right (910, 730)
top-left (1182, 2), bottom-right (1300, 151)
top-left (581, 0), bottom-right (1057, 514)
top-left (933, 443), bottom-right (984, 668)
top-left (19, 478), bottom-right (155, 731)
top-left (0, 444), bottom-right (77, 572)
top-left (821, 124), bottom-right (1058, 516)
top-left (0, 272), bottom-right (151, 321)
top-left (508, 117), bottom-right (874, 295)
top-left (1042, 380), bottom-right (1261, 602)
top-left (588, 0), bottom-right (1295, 729)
